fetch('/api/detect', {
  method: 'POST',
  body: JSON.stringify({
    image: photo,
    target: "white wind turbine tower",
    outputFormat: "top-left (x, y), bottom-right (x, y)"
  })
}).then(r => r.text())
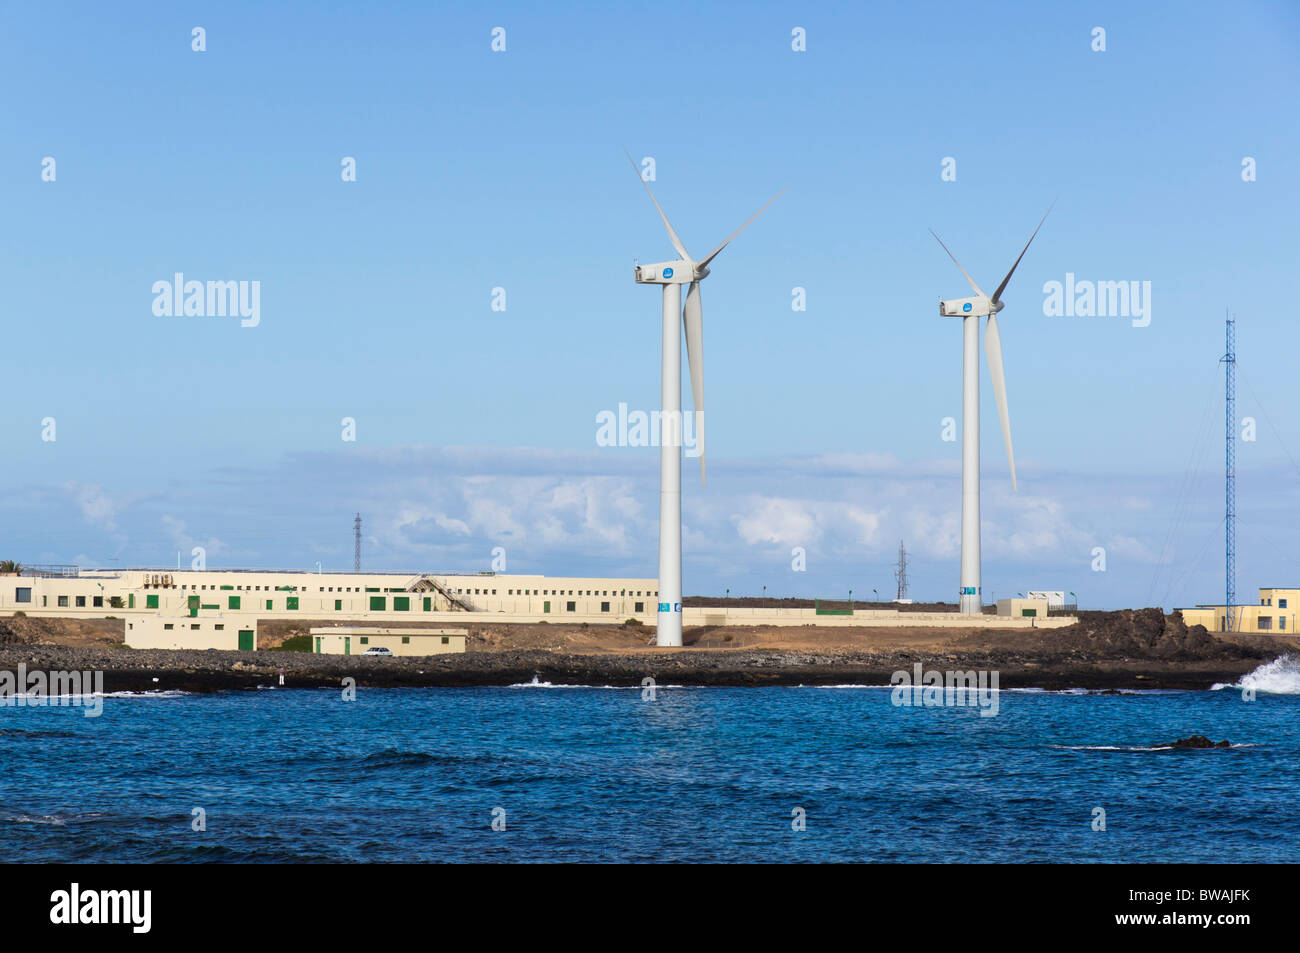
top-left (931, 205), bottom-right (1052, 615)
top-left (627, 152), bottom-right (784, 647)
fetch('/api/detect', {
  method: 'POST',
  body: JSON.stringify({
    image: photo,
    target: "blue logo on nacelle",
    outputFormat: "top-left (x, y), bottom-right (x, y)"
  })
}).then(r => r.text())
top-left (663, 267), bottom-right (674, 278)
top-left (962, 302), bottom-right (972, 312)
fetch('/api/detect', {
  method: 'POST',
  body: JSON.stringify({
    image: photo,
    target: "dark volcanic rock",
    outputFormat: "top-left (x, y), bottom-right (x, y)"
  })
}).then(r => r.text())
top-left (1164, 735), bottom-right (1232, 749)
top-left (1061, 609), bottom-right (1252, 661)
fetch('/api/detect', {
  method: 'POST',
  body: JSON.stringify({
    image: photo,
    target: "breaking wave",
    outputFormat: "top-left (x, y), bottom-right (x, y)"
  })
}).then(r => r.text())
top-left (1211, 655), bottom-right (1300, 694)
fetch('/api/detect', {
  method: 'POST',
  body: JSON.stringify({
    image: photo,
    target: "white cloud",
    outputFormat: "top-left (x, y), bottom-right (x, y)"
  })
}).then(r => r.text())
top-left (65, 482), bottom-right (120, 531)
top-left (7, 444), bottom-right (1282, 609)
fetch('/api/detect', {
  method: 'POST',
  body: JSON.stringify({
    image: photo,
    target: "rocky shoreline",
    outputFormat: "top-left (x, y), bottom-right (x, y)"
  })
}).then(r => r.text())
top-left (0, 645), bottom-right (1277, 695)
top-left (0, 608), bottom-right (1287, 693)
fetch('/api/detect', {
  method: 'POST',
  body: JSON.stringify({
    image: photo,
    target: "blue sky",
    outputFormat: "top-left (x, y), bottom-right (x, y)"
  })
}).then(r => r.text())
top-left (1, 1), bottom-right (1297, 608)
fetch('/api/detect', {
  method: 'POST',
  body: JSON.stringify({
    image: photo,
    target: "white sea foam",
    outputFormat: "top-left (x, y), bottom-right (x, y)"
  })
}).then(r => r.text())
top-left (1211, 654), bottom-right (1300, 694)
top-left (506, 677), bottom-right (683, 690)
top-left (2, 813), bottom-right (68, 825)
top-left (3, 689), bottom-right (187, 700)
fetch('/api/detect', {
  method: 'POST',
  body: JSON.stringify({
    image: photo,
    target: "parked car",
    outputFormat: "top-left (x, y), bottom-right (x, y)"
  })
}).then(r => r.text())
top-left (363, 646), bottom-right (393, 656)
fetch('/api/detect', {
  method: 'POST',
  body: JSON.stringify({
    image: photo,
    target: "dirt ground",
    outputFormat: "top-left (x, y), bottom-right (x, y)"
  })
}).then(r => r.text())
top-left (251, 616), bottom-right (1004, 654)
top-left (0, 615), bottom-right (124, 647)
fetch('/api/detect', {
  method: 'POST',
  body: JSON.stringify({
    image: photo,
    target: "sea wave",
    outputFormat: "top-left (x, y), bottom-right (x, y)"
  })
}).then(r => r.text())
top-left (0, 690), bottom-right (188, 700)
top-left (1211, 655), bottom-right (1300, 694)
top-left (0, 810), bottom-right (109, 826)
top-left (1052, 743), bottom-right (1259, 752)
top-left (355, 748), bottom-right (509, 770)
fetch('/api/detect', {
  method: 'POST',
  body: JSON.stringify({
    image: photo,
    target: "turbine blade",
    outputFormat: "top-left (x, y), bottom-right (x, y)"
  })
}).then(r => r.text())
top-left (698, 187), bottom-right (787, 269)
top-left (624, 149), bottom-right (691, 261)
top-left (683, 280), bottom-right (706, 486)
top-left (984, 313), bottom-right (1017, 492)
top-left (929, 229), bottom-right (986, 298)
top-left (991, 201), bottom-right (1054, 306)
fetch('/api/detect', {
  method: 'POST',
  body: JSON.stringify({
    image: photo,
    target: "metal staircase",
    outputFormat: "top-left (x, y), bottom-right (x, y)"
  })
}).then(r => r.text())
top-left (404, 574), bottom-right (476, 612)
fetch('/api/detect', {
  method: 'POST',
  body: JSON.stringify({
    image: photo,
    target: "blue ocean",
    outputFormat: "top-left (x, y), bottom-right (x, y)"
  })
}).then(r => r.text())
top-left (4, 658), bottom-right (1298, 863)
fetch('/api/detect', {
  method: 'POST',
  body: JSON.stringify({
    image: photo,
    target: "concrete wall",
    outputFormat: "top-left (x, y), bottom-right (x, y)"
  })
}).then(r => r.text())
top-left (684, 606), bottom-right (1073, 628)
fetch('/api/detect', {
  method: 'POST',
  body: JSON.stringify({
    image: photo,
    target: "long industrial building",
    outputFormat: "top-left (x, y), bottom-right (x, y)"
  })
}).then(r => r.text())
top-left (1, 565), bottom-right (1075, 651)
top-left (1, 568), bottom-right (661, 623)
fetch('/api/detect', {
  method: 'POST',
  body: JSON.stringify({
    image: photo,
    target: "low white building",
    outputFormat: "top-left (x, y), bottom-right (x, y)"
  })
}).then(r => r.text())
top-left (997, 597), bottom-right (1050, 619)
top-left (309, 626), bottom-right (467, 656)
top-left (126, 615), bottom-right (258, 651)
top-left (1026, 590), bottom-right (1069, 608)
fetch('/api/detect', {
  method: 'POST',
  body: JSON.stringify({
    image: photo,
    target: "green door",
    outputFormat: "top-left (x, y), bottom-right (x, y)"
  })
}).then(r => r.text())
top-left (238, 630), bottom-right (254, 650)
top-left (344, 636), bottom-right (351, 655)
top-left (544, 600), bottom-right (551, 613)
top-left (187, 595), bottom-right (200, 617)
top-left (314, 637), bottom-right (321, 653)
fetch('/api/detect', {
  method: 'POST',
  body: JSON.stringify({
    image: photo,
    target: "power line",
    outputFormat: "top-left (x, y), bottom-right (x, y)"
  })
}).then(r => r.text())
top-left (1239, 366), bottom-right (1300, 483)
top-left (1147, 362), bottom-right (1220, 605)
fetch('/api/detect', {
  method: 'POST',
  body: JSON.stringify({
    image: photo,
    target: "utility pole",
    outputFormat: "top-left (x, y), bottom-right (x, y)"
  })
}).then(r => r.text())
top-left (1220, 312), bottom-right (1236, 633)
top-left (894, 540), bottom-right (909, 602)
top-left (354, 513), bottom-right (362, 573)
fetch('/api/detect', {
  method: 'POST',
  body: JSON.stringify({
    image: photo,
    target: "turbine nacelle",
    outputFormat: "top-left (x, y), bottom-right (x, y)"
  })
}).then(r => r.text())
top-left (939, 295), bottom-right (999, 318)
top-left (634, 260), bottom-right (702, 285)
top-left (929, 203), bottom-right (1053, 502)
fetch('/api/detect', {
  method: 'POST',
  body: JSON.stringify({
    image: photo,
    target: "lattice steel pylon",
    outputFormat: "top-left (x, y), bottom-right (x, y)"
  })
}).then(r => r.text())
top-left (1220, 312), bottom-right (1237, 633)
top-left (894, 540), bottom-right (909, 602)
top-left (354, 513), bottom-right (362, 573)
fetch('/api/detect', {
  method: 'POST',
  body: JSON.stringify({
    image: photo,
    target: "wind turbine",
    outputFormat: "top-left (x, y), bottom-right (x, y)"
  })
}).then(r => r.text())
top-left (626, 151), bottom-right (784, 647)
top-left (931, 205), bottom-right (1052, 615)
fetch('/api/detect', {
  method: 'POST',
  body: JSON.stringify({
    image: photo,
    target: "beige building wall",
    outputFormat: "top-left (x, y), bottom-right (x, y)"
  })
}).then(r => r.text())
top-left (1180, 588), bottom-right (1299, 634)
top-left (310, 627), bottom-right (466, 656)
top-left (996, 598), bottom-right (1050, 618)
top-left (0, 570), bottom-right (1079, 630)
top-left (126, 614), bottom-right (257, 650)
top-left (0, 570), bottom-right (659, 622)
